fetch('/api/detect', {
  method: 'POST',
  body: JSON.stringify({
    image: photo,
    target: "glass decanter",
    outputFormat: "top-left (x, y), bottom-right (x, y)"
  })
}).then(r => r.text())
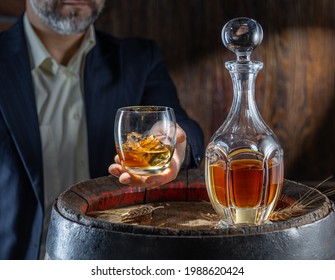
top-left (205, 17), bottom-right (284, 227)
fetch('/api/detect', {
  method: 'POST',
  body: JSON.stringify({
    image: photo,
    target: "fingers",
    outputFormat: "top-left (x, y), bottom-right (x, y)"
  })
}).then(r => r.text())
top-left (108, 163), bottom-right (123, 177)
top-left (114, 154), bottom-right (121, 164)
top-left (176, 124), bottom-right (187, 144)
top-left (108, 159), bottom-right (179, 188)
top-left (119, 162), bottom-right (178, 188)
top-left (174, 125), bottom-right (187, 168)
top-left (144, 159), bottom-right (179, 187)
top-left (109, 164), bottom-right (150, 187)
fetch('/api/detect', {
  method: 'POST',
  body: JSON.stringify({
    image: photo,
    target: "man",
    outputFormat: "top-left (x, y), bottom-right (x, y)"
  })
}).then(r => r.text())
top-left (0, 0), bottom-right (204, 259)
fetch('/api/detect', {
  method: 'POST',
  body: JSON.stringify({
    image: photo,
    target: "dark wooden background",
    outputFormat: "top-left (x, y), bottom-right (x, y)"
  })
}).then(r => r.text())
top-left (1, 0), bottom-right (335, 182)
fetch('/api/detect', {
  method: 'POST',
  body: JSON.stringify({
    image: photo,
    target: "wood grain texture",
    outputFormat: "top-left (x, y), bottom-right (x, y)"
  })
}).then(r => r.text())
top-left (96, 0), bottom-right (335, 181)
top-left (1, 0), bottom-right (334, 181)
top-left (0, 0), bottom-right (24, 31)
top-left (0, 0), bottom-right (24, 17)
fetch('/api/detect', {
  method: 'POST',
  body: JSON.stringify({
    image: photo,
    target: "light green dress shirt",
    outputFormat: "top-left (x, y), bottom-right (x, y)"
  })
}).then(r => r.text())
top-left (23, 13), bottom-right (96, 258)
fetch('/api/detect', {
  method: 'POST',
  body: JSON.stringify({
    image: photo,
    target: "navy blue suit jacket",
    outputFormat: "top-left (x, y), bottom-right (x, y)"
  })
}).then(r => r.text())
top-left (0, 18), bottom-right (204, 259)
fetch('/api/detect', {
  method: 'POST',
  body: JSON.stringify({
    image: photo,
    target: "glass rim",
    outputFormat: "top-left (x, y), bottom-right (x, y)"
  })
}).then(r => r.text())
top-left (117, 105), bottom-right (174, 112)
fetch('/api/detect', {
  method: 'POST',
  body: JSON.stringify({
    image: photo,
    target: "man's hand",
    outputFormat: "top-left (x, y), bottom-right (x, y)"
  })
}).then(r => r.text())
top-left (108, 124), bottom-right (187, 188)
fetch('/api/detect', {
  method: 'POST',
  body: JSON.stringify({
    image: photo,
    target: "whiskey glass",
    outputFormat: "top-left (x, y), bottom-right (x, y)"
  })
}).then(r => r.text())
top-left (114, 106), bottom-right (176, 175)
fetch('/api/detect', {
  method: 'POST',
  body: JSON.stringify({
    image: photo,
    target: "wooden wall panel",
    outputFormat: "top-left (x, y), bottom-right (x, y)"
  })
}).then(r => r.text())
top-left (0, 0), bottom-right (24, 31)
top-left (1, 0), bottom-right (335, 182)
top-left (96, 0), bottom-right (335, 181)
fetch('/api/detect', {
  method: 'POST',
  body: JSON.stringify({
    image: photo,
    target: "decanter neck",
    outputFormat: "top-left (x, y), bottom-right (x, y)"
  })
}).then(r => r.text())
top-left (225, 61), bottom-right (265, 132)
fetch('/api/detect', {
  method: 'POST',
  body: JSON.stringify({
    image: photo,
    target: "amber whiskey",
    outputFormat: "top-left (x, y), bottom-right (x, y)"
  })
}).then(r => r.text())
top-left (207, 157), bottom-right (283, 225)
top-left (116, 132), bottom-right (174, 175)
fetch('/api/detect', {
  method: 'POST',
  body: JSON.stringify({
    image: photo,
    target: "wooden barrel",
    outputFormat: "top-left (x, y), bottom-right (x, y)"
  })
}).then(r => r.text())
top-left (45, 169), bottom-right (335, 260)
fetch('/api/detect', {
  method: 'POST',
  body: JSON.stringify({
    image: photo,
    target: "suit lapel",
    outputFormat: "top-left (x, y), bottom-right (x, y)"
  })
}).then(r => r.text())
top-left (84, 32), bottom-right (120, 178)
top-left (0, 19), bottom-right (44, 206)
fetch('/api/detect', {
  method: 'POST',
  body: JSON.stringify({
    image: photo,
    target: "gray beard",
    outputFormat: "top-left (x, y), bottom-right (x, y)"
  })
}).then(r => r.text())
top-left (29, 0), bottom-right (104, 35)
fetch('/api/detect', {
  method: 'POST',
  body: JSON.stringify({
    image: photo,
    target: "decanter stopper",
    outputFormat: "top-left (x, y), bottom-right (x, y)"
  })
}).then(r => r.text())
top-left (222, 17), bottom-right (263, 62)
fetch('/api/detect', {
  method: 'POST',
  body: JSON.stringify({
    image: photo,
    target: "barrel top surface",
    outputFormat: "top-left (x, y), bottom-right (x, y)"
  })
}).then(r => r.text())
top-left (55, 169), bottom-right (334, 237)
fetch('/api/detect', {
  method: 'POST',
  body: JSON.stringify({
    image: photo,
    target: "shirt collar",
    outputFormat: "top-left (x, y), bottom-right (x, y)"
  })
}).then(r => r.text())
top-left (23, 12), bottom-right (96, 75)
top-left (24, 13), bottom-right (50, 71)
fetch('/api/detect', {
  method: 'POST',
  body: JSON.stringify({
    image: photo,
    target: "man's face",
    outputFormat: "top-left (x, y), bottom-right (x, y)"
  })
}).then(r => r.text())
top-left (29, 0), bottom-right (105, 35)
